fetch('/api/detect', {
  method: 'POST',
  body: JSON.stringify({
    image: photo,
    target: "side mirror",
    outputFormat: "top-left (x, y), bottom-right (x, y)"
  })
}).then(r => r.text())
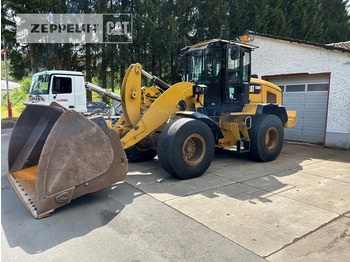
top-left (230, 45), bottom-right (240, 60)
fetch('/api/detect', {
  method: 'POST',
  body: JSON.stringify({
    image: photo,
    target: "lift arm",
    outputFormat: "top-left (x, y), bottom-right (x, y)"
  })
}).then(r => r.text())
top-left (115, 63), bottom-right (200, 149)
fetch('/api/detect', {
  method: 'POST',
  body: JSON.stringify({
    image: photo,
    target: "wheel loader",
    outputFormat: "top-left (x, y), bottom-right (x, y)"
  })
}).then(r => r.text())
top-left (7, 39), bottom-right (296, 218)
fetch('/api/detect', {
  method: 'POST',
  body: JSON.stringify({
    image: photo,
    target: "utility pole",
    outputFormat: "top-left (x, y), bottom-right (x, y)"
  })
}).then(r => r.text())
top-left (2, 37), bottom-right (12, 118)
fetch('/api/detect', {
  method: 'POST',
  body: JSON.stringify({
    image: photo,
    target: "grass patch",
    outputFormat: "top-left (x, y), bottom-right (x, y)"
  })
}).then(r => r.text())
top-left (1, 107), bottom-right (23, 119)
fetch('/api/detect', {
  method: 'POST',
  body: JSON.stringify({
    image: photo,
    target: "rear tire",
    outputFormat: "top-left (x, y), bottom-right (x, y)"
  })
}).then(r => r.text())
top-left (125, 142), bottom-right (157, 162)
top-left (249, 114), bottom-right (284, 162)
top-left (157, 118), bottom-right (215, 179)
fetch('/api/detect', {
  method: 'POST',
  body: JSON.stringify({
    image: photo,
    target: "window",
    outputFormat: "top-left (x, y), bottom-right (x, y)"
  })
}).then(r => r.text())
top-left (286, 84), bottom-right (305, 92)
top-left (227, 48), bottom-right (240, 82)
top-left (30, 74), bottom-right (50, 94)
top-left (186, 47), bottom-right (223, 85)
top-left (52, 77), bottom-right (72, 94)
top-left (307, 83), bottom-right (328, 91)
top-left (242, 52), bottom-right (250, 82)
top-left (227, 47), bottom-right (242, 101)
top-left (186, 50), bottom-right (203, 83)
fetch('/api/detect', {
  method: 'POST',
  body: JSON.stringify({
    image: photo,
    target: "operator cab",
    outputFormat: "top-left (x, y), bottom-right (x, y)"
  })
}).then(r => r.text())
top-left (182, 39), bottom-right (256, 115)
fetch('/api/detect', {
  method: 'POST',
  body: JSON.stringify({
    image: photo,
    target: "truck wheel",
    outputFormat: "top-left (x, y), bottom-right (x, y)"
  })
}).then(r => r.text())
top-left (249, 114), bottom-right (284, 162)
top-left (157, 118), bottom-right (215, 179)
top-left (125, 142), bottom-right (157, 162)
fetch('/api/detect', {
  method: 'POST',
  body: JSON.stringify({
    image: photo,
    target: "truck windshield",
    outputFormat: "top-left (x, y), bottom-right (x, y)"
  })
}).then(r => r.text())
top-left (30, 74), bottom-right (50, 94)
top-left (186, 47), bottom-right (222, 85)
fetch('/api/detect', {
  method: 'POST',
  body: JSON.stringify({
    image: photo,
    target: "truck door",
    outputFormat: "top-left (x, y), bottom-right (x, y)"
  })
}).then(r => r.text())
top-left (50, 75), bottom-right (75, 109)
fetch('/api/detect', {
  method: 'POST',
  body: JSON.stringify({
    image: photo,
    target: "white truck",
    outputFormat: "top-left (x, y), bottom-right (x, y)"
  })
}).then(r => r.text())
top-left (27, 70), bottom-right (121, 114)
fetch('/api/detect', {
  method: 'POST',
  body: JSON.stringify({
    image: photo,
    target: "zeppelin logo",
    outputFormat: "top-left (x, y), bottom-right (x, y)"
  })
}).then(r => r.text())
top-left (57, 99), bottom-right (68, 102)
top-left (31, 24), bottom-right (99, 33)
top-left (16, 14), bottom-right (133, 44)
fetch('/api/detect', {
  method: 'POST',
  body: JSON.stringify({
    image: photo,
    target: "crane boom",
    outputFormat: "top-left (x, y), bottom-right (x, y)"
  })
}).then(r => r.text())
top-left (85, 82), bottom-right (121, 101)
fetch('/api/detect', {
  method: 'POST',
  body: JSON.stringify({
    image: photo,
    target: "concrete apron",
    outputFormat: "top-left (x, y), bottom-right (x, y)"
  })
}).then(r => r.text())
top-left (125, 143), bottom-right (350, 261)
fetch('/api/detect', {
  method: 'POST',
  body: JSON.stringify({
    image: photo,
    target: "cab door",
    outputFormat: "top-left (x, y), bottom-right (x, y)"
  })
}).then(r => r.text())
top-left (226, 45), bottom-right (251, 106)
top-left (49, 75), bottom-right (75, 109)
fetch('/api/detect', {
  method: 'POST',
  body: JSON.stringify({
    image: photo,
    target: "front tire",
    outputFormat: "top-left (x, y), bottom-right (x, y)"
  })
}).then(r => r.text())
top-left (249, 114), bottom-right (284, 162)
top-left (157, 118), bottom-right (215, 179)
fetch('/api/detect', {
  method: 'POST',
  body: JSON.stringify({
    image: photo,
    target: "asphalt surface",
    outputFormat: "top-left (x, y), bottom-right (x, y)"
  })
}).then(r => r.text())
top-left (2, 128), bottom-right (350, 261)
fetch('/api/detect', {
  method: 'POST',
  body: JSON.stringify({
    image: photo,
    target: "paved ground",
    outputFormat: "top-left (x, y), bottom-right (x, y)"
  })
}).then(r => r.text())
top-left (1, 128), bottom-right (350, 261)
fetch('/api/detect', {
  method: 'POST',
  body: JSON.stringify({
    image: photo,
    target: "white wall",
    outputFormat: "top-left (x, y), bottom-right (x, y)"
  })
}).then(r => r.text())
top-left (249, 35), bottom-right (350, 149)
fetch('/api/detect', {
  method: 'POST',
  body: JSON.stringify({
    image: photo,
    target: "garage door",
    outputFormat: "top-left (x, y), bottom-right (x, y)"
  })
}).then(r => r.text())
top-left (264, 74), bottom-right (329, 144)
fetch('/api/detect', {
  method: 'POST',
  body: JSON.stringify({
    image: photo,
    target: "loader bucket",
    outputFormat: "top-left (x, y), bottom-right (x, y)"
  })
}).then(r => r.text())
top-left (7, 103), bottom-right (128, 219)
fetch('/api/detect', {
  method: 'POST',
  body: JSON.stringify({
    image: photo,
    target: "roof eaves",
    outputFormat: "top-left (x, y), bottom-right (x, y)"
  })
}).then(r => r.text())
top-left (182, 38), bottom-right (258, 51)
top-left (246, 30), bottom-right (350, 54)
top-left (326, 41), bottom-right (350, 50)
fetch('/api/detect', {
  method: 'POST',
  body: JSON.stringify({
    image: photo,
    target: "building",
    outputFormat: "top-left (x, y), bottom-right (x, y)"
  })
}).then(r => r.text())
top-left (1, 80), bottom-right (20, 96)
top-left (245, 31), bottom-right (350, 150)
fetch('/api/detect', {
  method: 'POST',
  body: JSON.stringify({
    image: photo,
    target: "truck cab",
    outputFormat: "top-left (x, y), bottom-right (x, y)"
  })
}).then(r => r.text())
top-left (28, 70), bottom-right (87, 112)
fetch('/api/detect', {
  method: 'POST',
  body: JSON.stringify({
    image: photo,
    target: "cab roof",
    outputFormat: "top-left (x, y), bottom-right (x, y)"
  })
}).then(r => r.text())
top-left (33, 70), bottom-right (84, 76)
top-left (182, 39), bottom-right (258, 51)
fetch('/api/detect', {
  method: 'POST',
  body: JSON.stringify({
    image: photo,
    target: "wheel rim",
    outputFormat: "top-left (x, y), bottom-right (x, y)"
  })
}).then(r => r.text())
top-left (182, 134), bottom-right (206, 166)
top-left (135, 140), bottom-right (151, 152)
top-left (265, 127), bottom-right (279, 151)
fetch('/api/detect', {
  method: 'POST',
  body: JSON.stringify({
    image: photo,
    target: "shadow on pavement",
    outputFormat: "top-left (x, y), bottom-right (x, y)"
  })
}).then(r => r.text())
top-left (1, 173), bottom-right (141, 254)
top-left (2, 127), bottom-right (347, 254)
top-left (1, 128), bottom-right (140, 254)
top-left (124, 142), bottom-right (347, 204)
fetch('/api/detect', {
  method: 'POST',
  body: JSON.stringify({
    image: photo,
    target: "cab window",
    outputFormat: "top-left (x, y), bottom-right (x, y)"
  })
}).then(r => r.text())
top-left (227, 47), bottom-right (241, 101)
top-left (242, 52), bottom-right (251, 82)
top-left (30, 74), bottom-right (50, 94)
top-left (186, 47), bottom-right (223, 85)
top-left (52, 77), bottom-right (72, 94)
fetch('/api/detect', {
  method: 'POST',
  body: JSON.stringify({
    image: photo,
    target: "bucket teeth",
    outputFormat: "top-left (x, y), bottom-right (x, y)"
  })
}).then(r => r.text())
top-left (7, 103), bottom-right (128, 219)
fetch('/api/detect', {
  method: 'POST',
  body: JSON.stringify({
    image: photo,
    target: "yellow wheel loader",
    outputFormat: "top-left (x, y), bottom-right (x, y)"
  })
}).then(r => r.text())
top-left (7, 39), bottom-right (296, 218)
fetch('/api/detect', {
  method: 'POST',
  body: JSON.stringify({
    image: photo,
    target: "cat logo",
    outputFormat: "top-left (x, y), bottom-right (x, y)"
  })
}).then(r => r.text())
top-left (106, 21), bottom-right (130, 36)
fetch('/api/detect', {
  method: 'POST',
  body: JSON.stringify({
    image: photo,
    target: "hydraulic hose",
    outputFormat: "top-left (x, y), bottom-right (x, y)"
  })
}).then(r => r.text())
top-left (141, 69), bottom-right (171, 91)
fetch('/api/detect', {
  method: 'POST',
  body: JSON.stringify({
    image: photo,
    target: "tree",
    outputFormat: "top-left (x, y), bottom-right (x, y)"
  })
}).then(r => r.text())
top-left (283, 0), bottom-right (324, 42)
top-left (320, 0), bottom-right (350, 43)
top-left (1, 0), bottom-right (349, 85)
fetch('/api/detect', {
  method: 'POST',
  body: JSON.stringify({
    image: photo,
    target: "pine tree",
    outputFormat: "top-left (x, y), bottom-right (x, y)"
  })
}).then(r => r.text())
top-left (320, 0), bottom-right (350, 43)
top-left (284, 0), bottom-right (323, 42)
